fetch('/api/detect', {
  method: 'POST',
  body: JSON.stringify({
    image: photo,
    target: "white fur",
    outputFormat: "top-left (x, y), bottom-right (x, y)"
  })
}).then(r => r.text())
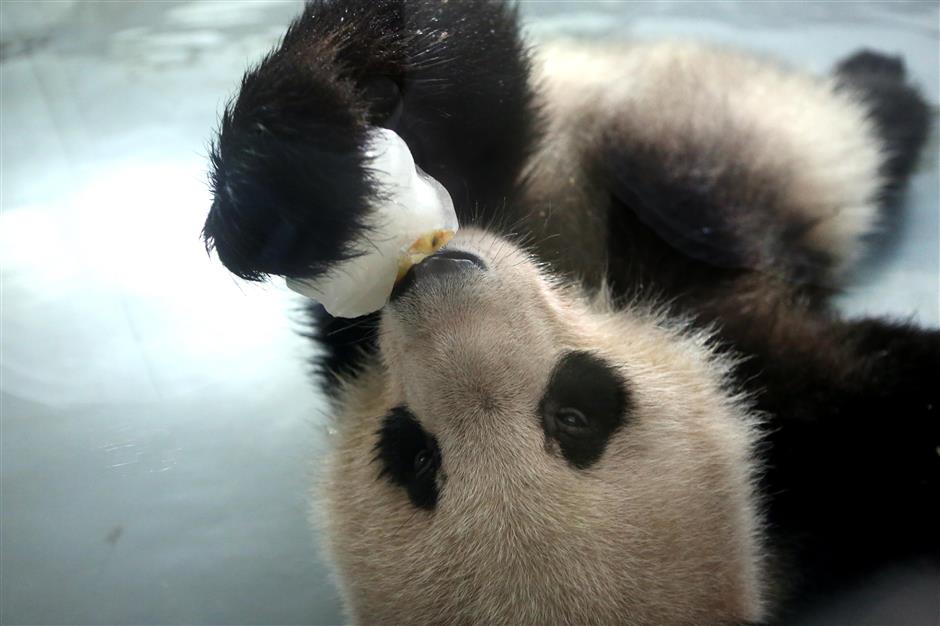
top-left (529, 40), bottom-right (884, 275)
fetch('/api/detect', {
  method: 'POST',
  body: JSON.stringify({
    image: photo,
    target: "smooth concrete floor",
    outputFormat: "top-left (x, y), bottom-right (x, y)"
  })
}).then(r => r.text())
top-left (1, 2), bottom-right (937, 625)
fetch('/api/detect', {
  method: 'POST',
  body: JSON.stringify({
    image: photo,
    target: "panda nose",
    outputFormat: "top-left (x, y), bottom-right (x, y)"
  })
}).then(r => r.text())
top-left (415, 250), bottom-right (486, 279)
top-left (391, 250), bottom-right (486, 301)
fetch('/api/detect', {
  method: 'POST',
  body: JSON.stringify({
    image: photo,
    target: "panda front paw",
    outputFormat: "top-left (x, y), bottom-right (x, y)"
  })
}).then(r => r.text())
top-left (203, 0), bottom-right (536, 285)
top-left (204, 0), bottom-right (410, 282)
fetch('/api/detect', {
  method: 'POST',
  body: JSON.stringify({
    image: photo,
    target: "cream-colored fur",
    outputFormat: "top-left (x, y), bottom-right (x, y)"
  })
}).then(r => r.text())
top-left (315, 40), bottom-right (888, 625)
top-left (524, 40), bottom-right (884, 279)
top-left (318, 229), bottom-right (764, 625)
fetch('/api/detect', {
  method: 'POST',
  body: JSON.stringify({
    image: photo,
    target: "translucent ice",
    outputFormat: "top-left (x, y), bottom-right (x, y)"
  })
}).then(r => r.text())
top-left (286, 128), bottom-right (459, 318)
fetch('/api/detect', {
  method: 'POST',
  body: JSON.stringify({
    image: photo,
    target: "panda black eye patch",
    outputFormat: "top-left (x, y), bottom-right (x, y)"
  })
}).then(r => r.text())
top-left (374, 406), bottom-right (440, 510)
top-left (539, 351), bottom-right (630, 469)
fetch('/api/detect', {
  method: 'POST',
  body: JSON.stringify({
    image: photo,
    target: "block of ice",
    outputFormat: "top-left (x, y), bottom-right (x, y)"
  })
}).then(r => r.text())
top-left (286, 128), bottom-right (459, 318)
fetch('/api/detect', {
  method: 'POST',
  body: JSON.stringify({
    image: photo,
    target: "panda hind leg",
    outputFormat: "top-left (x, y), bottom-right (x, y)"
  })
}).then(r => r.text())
top-left (834, 49), bottom-right (933, 196)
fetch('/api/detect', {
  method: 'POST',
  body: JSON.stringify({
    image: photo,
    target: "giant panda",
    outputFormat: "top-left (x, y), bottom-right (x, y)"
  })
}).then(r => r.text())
top-left (202, 1), bottom-right (939, 623)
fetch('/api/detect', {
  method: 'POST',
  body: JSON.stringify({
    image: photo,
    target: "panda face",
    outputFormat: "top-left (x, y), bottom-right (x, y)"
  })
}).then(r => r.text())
top-left (320, 228), bottom-right (765, 625)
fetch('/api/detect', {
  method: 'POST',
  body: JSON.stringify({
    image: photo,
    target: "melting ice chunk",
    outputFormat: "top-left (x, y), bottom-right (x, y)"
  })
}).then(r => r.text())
top-left (287, 128), bottom-right (459, 318)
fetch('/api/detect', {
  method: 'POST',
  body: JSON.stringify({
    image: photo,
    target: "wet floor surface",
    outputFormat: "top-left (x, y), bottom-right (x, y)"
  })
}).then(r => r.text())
top-left (1, 2), bottom-right (937, 624)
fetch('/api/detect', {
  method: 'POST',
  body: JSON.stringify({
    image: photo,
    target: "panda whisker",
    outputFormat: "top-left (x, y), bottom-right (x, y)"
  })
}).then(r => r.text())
top-left (323, 315), bottom-right (377, 337)
top-left (393, 508), bottom-right (421, 535)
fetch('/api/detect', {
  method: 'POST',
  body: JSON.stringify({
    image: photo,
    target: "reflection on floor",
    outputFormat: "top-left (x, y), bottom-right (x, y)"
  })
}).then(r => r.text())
top-left (1, 1), bottom-right (937, 624)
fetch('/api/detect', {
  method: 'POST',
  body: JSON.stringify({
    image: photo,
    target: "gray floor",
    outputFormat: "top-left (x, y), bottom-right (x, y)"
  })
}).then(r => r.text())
top-left (1, 2), bottom-right (937, 625)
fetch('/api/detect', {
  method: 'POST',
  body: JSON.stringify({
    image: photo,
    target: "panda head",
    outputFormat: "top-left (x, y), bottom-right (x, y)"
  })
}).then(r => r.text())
top-left (320, 228), bottom-right (765, 625)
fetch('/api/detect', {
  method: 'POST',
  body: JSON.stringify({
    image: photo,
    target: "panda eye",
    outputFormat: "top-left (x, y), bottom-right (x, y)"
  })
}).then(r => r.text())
top-left (413, 449), bottom-right (435, 477)
top-left (539, 351), bottom-right (630, 469)
top-left (556, 408), bottom-right (589, 430)
top-left (374, 406), bottom-right (440, 510)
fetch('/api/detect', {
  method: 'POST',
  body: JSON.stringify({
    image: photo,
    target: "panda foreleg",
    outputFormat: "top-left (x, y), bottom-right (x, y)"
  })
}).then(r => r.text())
top-left (203, 0), bottom-right (537, 285)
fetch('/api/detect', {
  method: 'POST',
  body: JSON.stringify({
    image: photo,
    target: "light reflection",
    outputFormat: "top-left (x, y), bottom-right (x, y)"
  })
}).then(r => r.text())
top-left (0, 158), bottom-right (306, 404)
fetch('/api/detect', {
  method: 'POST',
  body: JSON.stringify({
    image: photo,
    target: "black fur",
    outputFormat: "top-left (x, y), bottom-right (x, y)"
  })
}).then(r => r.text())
top-left (204, 16), bottom-right (375, 281)
top-left (374, 406), bottom-right (441, 510)
top-left (204, 0), bottom-right (537, 283)
top-left (835, 50), bottom-right (932, 195)
top-left (207, 0), bottom-right (538, 384)
top-left (539, 351), bottom-right (630, 469)
top-left (207, 2), bottom-right (938, 619)
top-left (601, 145), bottom-right (833, 293)
top-left (598, 49), bottom-right (933, 293)
top-left (598, 177), bottom-right (931, 605)
top-left (304, 304), bottom-right (379, 395)
top-left (586, 46), bottom-right (937, 619)
top-left (724, 313), bottom-right (940, 618)
top-left (709, 57), bottom-right (938, 610)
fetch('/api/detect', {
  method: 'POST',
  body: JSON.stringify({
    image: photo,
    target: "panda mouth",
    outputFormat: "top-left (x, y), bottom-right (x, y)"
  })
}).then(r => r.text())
top-left (390, 249), bottom-right (487, 302)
